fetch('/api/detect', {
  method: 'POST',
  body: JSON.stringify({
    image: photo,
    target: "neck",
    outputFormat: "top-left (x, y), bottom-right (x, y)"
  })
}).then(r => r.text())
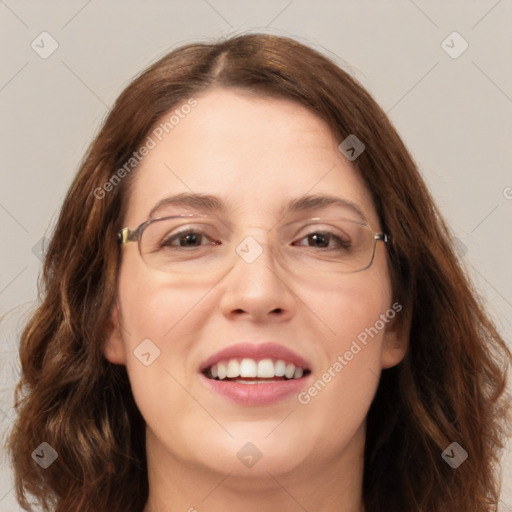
top-left (142, 425), bottom-right (366, 512)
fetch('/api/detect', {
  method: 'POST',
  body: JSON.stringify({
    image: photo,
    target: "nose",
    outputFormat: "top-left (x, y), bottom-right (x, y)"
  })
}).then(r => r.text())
top-left (218, 235), bottom-right (296, 323)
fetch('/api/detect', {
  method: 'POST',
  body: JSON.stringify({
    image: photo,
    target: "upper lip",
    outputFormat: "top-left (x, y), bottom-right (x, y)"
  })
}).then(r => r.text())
top-left (199, 342), bottom-right (311, 373)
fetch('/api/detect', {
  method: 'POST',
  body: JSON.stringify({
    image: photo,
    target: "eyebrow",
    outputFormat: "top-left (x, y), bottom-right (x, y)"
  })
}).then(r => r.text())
top-left (148, 192), bottom-right (367, 222)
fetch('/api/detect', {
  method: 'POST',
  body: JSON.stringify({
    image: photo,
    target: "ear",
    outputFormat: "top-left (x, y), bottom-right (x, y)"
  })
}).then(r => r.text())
top-left (102, 302), bottom-right (127, 365)
top-left (381, 304), bottom-right (410, 369)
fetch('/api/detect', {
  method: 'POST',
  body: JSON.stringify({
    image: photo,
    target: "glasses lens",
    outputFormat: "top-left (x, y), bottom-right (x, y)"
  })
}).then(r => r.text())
top-left (280, 217), bottom-right (376, 274)
top-left (140, 215), bottom-right (223, 274)
top-left (139, 215), bottom-right (378, 276)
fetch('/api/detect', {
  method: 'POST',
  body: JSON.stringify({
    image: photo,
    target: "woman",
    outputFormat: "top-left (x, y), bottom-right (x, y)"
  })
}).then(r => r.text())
top-left (6, 33), bottom-right (511, 512)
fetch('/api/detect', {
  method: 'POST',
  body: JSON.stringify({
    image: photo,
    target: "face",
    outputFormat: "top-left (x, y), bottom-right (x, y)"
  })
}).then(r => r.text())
top-left (104, 88), bottom-right (407, 481)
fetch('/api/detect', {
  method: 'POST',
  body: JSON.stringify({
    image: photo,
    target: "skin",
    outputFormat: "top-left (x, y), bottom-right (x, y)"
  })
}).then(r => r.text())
top-left (103, 88), bottom-right (408, 512)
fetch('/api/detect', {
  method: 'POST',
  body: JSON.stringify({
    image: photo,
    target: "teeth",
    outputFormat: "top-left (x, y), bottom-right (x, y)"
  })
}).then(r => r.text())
top-left (274, 359), bottom-right (286, 377)
top-left (293, 367), bottom-right (303, 379)
top-left (217, 361), bottom-right (227, 380)
top-left (240, 358), bottom-right (257, 377)
top-left (257, 358), bottom-right (274, 378)
top-left (284, 363), bottom-right (295, 379)
top-left (208, 357), bottom-right (307, 381)
top-left (226, 360), bottom-right (239, 378)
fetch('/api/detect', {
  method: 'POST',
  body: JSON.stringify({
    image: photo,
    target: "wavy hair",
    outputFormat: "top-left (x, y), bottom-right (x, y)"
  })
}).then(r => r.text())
top-left (5, 33), bottom-right (511, 512)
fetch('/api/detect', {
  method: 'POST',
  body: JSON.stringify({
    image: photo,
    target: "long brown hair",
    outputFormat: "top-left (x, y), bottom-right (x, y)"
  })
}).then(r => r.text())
top-left (5, 33), bottom-right (511, 512)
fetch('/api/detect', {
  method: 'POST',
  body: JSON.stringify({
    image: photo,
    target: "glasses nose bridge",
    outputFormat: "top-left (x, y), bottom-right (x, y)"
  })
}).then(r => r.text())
top-left (232, 224), bottom-right (283, 268)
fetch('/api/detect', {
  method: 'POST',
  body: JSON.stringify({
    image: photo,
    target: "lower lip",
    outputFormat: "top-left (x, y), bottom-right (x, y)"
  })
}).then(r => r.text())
top-left (199, 373), bottom-right (311, 405)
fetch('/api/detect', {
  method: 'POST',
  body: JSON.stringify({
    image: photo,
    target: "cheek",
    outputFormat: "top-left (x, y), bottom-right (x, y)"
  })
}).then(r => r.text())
top-left (296, 267), bottom-right (392, 432)
top-left (116, 253), bottom-right (206, 345)
top-left (114, 260), bottom-right (211, 417)
top-left (303, 260), bottom-right (392, 347)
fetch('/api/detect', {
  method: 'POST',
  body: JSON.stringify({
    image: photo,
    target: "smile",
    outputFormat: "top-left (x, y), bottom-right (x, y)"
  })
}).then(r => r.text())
top-left (204, 357), bottom-right (310, 382)
top-left (199, 342), bottom-right (312, 405)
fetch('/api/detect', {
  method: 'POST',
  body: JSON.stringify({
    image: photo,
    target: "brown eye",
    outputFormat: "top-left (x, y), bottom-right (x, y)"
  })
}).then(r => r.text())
top-left (161, 228), bottom-right (219, 248)
top-left (294, 231), bottom-right (352, 250)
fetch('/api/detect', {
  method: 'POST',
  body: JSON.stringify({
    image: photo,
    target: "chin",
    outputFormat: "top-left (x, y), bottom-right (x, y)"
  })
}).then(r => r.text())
top-left (189, 430), bottom-right (313, 477)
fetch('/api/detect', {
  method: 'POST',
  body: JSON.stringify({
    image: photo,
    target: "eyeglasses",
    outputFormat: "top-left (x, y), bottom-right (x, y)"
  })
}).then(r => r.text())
top-left (118, 213), bottom-right (389, 277)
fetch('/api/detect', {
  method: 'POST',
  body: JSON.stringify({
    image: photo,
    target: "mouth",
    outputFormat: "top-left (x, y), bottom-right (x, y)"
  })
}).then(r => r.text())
top-left (202, 357), bottom-right (311, 383)
top-left (198, 342), bottom-right (312, 405)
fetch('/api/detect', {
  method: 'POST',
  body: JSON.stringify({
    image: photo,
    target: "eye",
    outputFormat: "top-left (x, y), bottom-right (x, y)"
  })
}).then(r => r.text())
top-left (161, 228), bottom-right (220, 248)
top-left (293, 230), bottom-right (352, 250)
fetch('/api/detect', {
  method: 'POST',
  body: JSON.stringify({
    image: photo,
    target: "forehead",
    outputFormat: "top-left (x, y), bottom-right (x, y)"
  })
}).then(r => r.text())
top-left (124, 88), bottom-right (378, 227)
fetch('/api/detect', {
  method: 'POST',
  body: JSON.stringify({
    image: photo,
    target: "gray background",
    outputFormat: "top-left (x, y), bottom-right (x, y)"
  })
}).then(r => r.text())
top-left (1, 1), bottom-right (511, 510)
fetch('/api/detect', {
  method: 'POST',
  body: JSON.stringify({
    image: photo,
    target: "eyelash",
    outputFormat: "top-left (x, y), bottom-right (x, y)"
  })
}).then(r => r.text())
top-left (161, 227), bottom-right (350, 250)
